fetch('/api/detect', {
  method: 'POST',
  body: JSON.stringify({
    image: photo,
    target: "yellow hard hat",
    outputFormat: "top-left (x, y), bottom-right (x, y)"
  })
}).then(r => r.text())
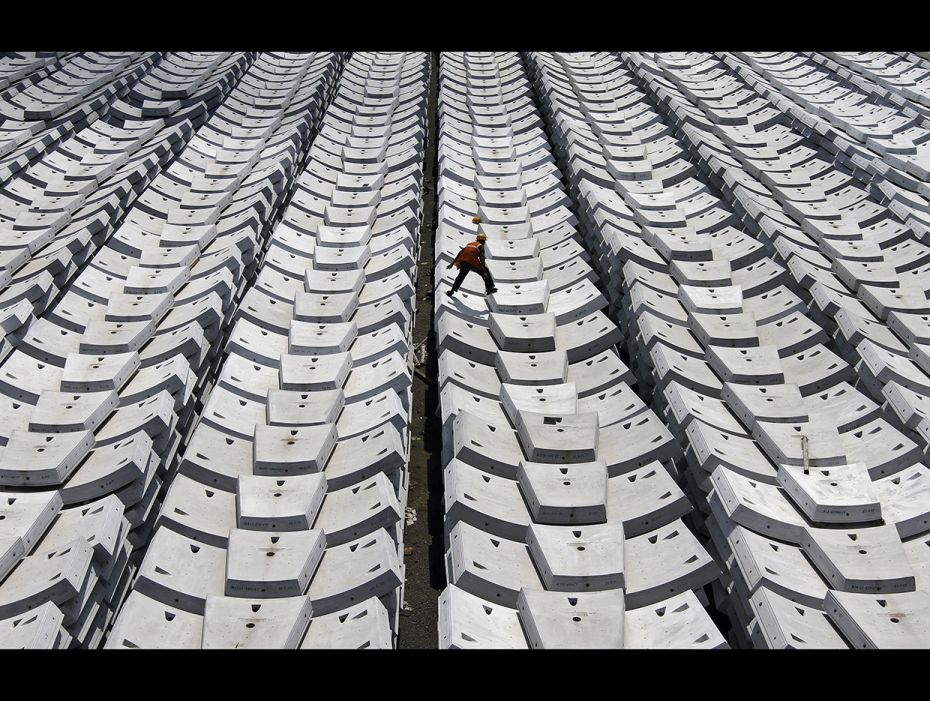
top-left (472, 216), bottom-right (482, 224)
top-left (476, 232), bottom-right (487, 242)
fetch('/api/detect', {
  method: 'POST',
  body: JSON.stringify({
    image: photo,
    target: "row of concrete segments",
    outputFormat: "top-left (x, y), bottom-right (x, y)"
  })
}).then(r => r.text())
top-left (0, 50), bottom-right (270, 648)
top-left (433, 52), bottom-right (727, 649)
top-left (104, 51), bottom-right (430, 649)
top-left (0, 53), bottom-right (255, 364)
top-left (0, 52), bottom-right (153, 186)
top-left (0, 51), bottom-right (355, 648)
top-left (524, 50), bottom-right (930, 648)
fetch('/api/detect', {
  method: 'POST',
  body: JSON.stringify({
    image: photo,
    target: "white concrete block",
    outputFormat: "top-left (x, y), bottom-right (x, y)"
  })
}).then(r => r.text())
top-left (225, 528), bottom-right (325, 598)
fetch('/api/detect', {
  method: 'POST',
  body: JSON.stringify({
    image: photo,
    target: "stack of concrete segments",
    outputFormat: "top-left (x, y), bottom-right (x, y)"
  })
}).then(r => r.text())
top-left (434, 51), bottom-right (724, 649)
top-left (525, 50), bottom-right (930, 648)
top-left (0, 53), bottom-right (259, 358)
top-left (0, 52), bottom-right (168, 186)
top-left (105, 51), bottom-right (429, 649)
top-left (0, 52), bottom-right (345, 648)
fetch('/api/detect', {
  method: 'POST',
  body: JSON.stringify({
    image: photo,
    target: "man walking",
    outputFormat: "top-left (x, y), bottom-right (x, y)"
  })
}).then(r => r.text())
top-left (446, 217), bottom-right (497, 297)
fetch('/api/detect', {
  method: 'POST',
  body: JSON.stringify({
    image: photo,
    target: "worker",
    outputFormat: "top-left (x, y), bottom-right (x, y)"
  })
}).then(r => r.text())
top-left (446, 216), bottom-right (497, 297)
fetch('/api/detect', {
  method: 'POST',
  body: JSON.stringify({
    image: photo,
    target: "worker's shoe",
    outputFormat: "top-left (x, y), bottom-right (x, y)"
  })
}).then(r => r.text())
top-left (488, 287), bottom-right (498, 294)
top-left (446, 290), bottom-right (455, 298)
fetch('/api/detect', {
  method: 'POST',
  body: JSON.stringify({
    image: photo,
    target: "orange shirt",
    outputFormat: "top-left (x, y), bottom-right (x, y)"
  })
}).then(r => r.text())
top-left (453, 241), bottom-right (484, 269)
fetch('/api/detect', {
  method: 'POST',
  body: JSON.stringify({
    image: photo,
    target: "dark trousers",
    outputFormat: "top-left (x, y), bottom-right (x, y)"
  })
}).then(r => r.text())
top-left (450, 262), bottom-right (495, 294)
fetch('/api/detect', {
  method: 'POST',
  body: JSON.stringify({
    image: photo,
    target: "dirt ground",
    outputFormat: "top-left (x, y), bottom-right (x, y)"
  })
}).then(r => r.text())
top-left (398, 52), bottom-right (444, 649)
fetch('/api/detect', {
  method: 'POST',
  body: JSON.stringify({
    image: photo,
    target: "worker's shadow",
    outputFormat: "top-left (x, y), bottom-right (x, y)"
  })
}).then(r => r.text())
top-left (437, 291), bottom-right (489, 319)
